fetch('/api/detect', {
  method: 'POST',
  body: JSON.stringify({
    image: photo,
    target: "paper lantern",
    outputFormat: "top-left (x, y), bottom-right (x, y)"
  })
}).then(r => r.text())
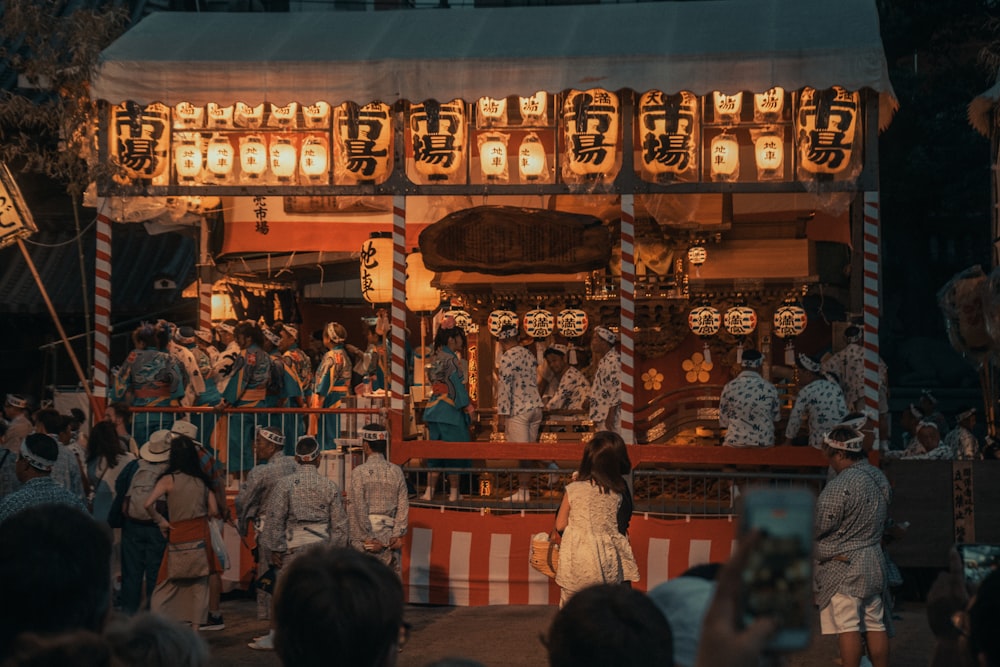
top-left (478, 132), bottom-right (508, 181)
top-left (519, 92), bottom-right (547, 126)
top-left (335, 102), bottom-right (392, 184)
top-left (713, 92), bottom-right (743, 123)
top-left (488, 310), bottom-right (518, 337)
top-left (563, 88), bottom-right (619, 177)
top-left (359, 235), bottom-right (394, 304)
top-left (638, 90), bottom-right (699, 178)
top-left (299, 135), bottom-right (329, 181)
top-left (754, 87), bottom-right (784, 122)
top-left (174, 136), bottom-right (202, 182)
top-left (302, 102), bottom-right (331, 129)
top-left (173, 102), bottom-right (204, 129)
top-left (206, 134), bottom-right (235, 180)
top-left (523, 310), bottom-right (555, 339)
top-left (710, 133), bottom-right (740, 181)
top-left (773, 304), bottom-right (808, 339)
top-left (210, 289), bottom-right (235, 321)
top-left (410, 100), bottom-right (466, 181)
top-left (234, 103), bottom-right (265, 128)
top-left (110, 102), bottom-right (170, 180)
top-left (557, 309), bottom-right (589, 338)
top-left (518, 133), bottom-right (547, 181)
top-left (239, 135), bottom-right (267, 179)
top-left (754, 132), bottom-right (784, 178)
top-left (478, 97), bottom-right (507, 126)
top-left (796, 86), bottom-right (859, 175)
top-left (269, 137), bottom-right (297, 181)
top-left (450, 309), bottom-right (476, 334)
top-left (688, 245), bottom-right (707, 267)
top-left (405, 251), bottom-right (440, 313)
top-left (268, 102), bottom-right (298, 129)
top-left (688, 305), bottom-right (721, 337)
top-left (724, 305), bottom-right (757, 337)
top-left (206, 103), bottom-right (234, 129)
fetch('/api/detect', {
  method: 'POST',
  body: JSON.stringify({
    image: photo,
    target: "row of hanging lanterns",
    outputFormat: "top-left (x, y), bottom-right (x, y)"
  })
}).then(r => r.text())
top-left (688, 300), bottom-right (807, 365)
top-left (484, 308), bottom-right (589, 339)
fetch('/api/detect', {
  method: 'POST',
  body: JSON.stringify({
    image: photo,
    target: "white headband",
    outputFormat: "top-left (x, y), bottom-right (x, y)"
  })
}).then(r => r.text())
top-left (262, 327), bottom-right (281, 346)
top-left (360, 427), bottom-right (387, 442)
top-left (5, 394), bottom-right (27, 409)
top-left (283, 324), bottom-right (299, 339)
top-left (325, 322), bottom-right (346, 344)
top-left (594, 326), bottom-right (617, 345)
top-left (216, 322), bottom-right (235, 334)
top-left (295, 435), bottom-right (321, 461)
top-left (257, 427), bottom-right (285, 446)
top-left (823, 431), bottom-right (864, 453)
top-left (20, 439), bottom-right (55, 471)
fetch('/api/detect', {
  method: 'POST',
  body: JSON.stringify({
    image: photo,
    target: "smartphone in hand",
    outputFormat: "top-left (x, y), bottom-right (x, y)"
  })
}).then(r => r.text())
top-left (956, 543), bottom-right (1000, 588)
top-left (740, 486), bottom-right (816, 652)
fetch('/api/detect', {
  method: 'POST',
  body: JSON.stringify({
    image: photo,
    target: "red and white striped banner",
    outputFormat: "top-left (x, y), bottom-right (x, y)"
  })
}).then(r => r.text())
top-left (199, 280), bottom-right (213, 332)
top-left (402, 508), bottom-right (736, 606)
top-left (619, 194), bottom-right (636, 443)
top-left (390, 196), bottom-right (407, 422)
top-left (93, 213), bottom-right (113, 402)
top-left (862, 192), bottom-right (881, 440)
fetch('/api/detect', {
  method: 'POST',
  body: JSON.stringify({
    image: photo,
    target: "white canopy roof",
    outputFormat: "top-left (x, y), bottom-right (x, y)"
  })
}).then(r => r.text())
top-left (91, 0), bottom-right (897, 129)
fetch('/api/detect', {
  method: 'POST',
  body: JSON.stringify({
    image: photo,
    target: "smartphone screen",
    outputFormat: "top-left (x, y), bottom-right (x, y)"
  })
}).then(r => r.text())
top-left (740, 487), bottom-right (815, 652)
top-left (957, 543), bottom-right (1000, 587)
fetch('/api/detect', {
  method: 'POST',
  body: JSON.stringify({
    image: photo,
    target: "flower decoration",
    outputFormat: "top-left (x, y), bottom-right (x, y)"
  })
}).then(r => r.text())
top-left (642, 368), bottom-right (664, 391)
top-left (682, 352), bottom-right (713, 383)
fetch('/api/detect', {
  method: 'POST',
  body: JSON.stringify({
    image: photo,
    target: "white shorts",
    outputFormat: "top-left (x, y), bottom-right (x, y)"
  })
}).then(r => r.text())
top-left (819, 592), bottom-right (886, 635)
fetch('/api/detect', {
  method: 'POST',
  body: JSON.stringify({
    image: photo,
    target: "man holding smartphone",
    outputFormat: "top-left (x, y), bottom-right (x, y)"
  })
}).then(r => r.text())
top-left (815, 425), bottom-right (892, 667)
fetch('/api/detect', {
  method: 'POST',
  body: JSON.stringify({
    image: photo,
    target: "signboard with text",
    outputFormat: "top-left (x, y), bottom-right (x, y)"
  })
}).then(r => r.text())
top-left (0, 163), bottom-right (37, 250)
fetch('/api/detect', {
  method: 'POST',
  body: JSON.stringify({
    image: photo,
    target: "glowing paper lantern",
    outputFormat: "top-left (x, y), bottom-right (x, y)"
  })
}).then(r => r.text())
top-left (234, 103), bottom-right (265, 128)
top-left (268, 102), bottom-right (298, 129)
top-left (754, 87), bottom-right (784, 122)
top-left (754, 132), bottom-right (784, 178)
top-left (773, 302), bottom-right (808, 365)
top-left (302, 102), bottom-right (331, 129)
top-left (710, 133), bottom-right (740, 182)
top-left (477, 97), bottom-right (507, 127)
top-left (563, 88), bottom-right (619, 178)
top-left (334, 102), bottom-right (392, 184)
top-left (519, 92), bottom-right (547, 126)
top-left (206, 103), bottom-right (234, 129)
top-left (688, 305), bottom-right (721, 337)
top-left (796, 86), bottom-right (859, 175)
top-left (518, 133), bottom-right (547, 181)
top-left (239, 135), bottom-right (267, 179)
top-left (359, 235), bottom-right (393, 304)
top-left (724, 305), bottom-right (757, 337)
top-left (713, 92), bottom-right (743, 123)
top-left (450, 309), bottom-right (476, 334)
top-left (110, 102), bottom-right (170, 180)
top-left (405, 251), bottom-right (441, 313)
top-left (557, 309), bottom-right (589, 338)
top-left (299, 136), bottom-right (329, 182)
top-left (206, 134), bottom-right (235, 180)
top-left (410, 100), bottom-right (466, 182)
top-left (523, 310), bottom-right (555, 339)
top-left (269, 138), bottom-right (297, 182)
top-left (174, 136), bottom-right (202, 182)
top-left (487, 310), bottom-right (518, 337)
top-left (638, 90), bottom-right (699, 179)
top-left (478, 132), bottom-right (508, 181)
top-left (173, 102), bottom-right (203, 129)
top-left (688, 245), bottom-right (707, 268)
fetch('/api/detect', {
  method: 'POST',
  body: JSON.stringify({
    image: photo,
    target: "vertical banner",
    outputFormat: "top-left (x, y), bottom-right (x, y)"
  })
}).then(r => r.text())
top-left (862, 192), bottom-right (880, 442)
top-left (390, 195), bottom-right (407, 438)
top-left (93, 212), bottom-right (113, 409)
top-left (619, 194), bottom-right (636, 443)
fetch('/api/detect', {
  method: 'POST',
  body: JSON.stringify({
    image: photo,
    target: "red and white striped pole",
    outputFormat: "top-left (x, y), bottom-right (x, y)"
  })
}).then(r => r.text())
top-left (619, 194), bottom-right (636, 444)
top-left (92, 212), bottom-right (113, 420)
top-left (198, 219), bottom-right (213, 331)
top-left (389, 195), bottom-right (407, 440)
top-left (862, 192), bottom-right (882, 443)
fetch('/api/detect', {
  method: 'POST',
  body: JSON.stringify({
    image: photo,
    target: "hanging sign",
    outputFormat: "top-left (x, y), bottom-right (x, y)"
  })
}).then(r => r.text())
top-left (0, 162), bottom-right (38, 250)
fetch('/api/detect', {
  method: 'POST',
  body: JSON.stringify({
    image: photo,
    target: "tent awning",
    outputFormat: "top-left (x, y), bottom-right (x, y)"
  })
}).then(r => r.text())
top-left (91, 0), bottom-right (898, 130)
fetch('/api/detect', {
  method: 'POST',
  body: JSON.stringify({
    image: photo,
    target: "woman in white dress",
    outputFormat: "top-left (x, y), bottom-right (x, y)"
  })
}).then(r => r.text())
top-left (553, 431), bottom-right (639, 606)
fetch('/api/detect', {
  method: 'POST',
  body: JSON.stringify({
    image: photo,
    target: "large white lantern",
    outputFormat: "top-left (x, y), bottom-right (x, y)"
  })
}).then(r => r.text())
top-left (206, 134), bottom-right (235, 181)
top-left (299, 135), bottom-right (329, 182)
top-left (239, 135), bottom-right (267, 179)
top-left (334, 102), bottom-right (392, 184)
top-left (269, 137), bottom-right (297, 182)
top-left (487, 310), bottom-right (518, 337)
top-left (410, 99), bottom-right (466, 182)
top-left (523, 309), bottom-right (555, 339)
top-left (557, 308), bottom-right (589, 338)
top-left (638, 90), bottom-right (699, 179)
top-left (754, 132), bottom-right (784, 180)
top-left (110, 102), bottom-right (170, 181)
top-left (710, 133), bottom-right (740, 182)
top-left (724, 305), bottom-right (758, 337)
top-left (796, 86), bottom-right (860, 175)
top-left (562, 88), bottom-right (619, 178)
top-left (405, 251), bottom-right (441, 312)
top-left (174, 136), bottom-right (203, 182)
top-left (360, 235), bottom-right (394, 304)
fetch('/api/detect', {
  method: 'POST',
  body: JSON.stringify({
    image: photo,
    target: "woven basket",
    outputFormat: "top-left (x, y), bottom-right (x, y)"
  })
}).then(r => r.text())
top-left (529, 535), bottom-right (559, 579)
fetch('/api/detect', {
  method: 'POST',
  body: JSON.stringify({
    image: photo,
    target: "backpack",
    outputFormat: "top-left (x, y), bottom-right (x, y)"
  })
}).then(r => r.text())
top-left (124, 460), bottom-right (167, 522)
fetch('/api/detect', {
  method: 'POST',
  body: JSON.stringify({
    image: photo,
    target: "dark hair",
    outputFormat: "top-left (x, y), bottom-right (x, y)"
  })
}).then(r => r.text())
top-left (274, 545), bottom-right (404, 667)
top-left (33, 408), bottom-right (63, 437)
top-left (545, 584), bottom-right (674, 667)
top-left (132, 323), bottom-right (159, 349)
top-left (970, 569), bottom-right (1000, 664)
top-left (0, 505), bottom-right (112, 655)
top-left (162, 435), bottom-right (213, 487)
top-left (235, 321), bottom-right (263, 347)
top-left (433, 324), bottom-right (466, 351)
top-left (86, 421), bottom-right (125, 469)
top-left (296, 436), bottom-right (320, 457)
top-left (361, 424), bottom-right (388, 455)
top-left (577, 431), bottom-right (628, 496)
top-left (104, 612), bottom-right (208, 667)
top-left (23, 433), bottom-right (59, 465)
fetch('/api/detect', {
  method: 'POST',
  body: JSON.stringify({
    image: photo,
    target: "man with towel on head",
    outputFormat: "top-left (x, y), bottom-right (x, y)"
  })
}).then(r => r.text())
top-left (785, 353), bottom-right (848, 448)
top-left (349, 424), bottom-right (408, 577)
top-left (946, 407), bottom-right (981, 460)
top-left (718, 349), bottom-right (780, 447)
top-left (495, 322), bottom-right (544, 503)
top-left (0, 433), bottom-right (87, 524)
top-left (588, 326), bottom-right (623, 435)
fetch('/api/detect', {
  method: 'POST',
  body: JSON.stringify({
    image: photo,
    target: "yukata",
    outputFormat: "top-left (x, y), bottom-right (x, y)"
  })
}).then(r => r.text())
top-left (212, 341), bottom-right (241, 395)
top-left (0, 477), bottom-right (87, 525)
top-left (814, 460), bottom-right (892, 635)
top-left (785, 378), bottom-right (848, 448)
top-left (822, 343), bottom-right (889, 414)
top-left (223, 343), bottom-right (274, 472)
top-left (885, 440), bottom-right (954, 461)
top-left (423, 345), bottom-right (472, 467)
top-left (313, 345), bottom-right (352, 450)
top-left (719, 371), bottom-right (781, 447)
top-left (349, 452), bottom-right (409, 576)
top-left (945, 425), bottom-right (981, 460)
top-left (545, 366), bottom-right (590, 412)
top-left (357, 342), bottom-right (388, 392)
top-left (261, 464), bottom-right (349, 570)
top-left (48, 442), bottom-right (86, 502)
top-left (589, 349), bottom-right (622, 434)
top-left (188, 343), bottom-right (221, 453)
top-left (1, 414), bottom-right (32, 453)
top-left (234, 452), bottom-right (298, 619)
top-left (0, 449), bottom-right (19, 501)
top-left (168, 341), bottom-right (205, 408)
top-left (279, 344), bottom-right (313, 454)
top-left (111, 348), bottom-right (184, 446)
top-left (497, 344), bottom-right (543, 442)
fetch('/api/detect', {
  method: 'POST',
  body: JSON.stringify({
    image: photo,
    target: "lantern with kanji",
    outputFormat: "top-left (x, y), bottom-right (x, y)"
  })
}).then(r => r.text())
top-left (477, 96), bottom-right (507, 127)
top-left (206, 103), bottom-right (234, 129)
top-left (405, 251), bottom-right (440, 313)
top-left (111, 102), bottom-right (170, 181)
top-left (710, 133), bottom-right (740, 182)
top-left (206, 134), bottom-right (235, 182)
top-left (713, 92), bottom-right (742, 124)
top-left (360, 234), bottom-right (393, 304)
top-left (724, 304), bottom-right (758, 363)
top-left (519, 92), bottom-right (547, 126)
top-left (488, 310), bottom-right (518, 337)
top-left (688, 244), bottom-right (707, 277)
top-left (796, 86), bottom-right (860, 176)
top-left (478, 132), bottom-right (509, 181)
top-left (754, 131), bottom-right (784, 180)
top-left (638, 90), bottom-right (699, 180)
top-left (268, 102), bottom-right (298, 129)
top-left (410, 99), bottom-right (466, 182)
top-left (450, 309), bottom-right (477, 334)
top-left (688, 304), bottom-right (721, 364)
top-left (562, 88), bottom-right (619, 179)
top-left (234, 102), bottom-right (265, 128)
top-left (773, 302), bottom-right (808, 365)
top-left (269, 137), bottom-right (297, 183)
top-left (174, 102), bottom-right (204, 129)
top-left (299, 135), bottom-right (329, 183)
top-left (239, 135), bottom-right (267, 180)
top-left (754, 87), bottom-right (784, 123)
top-left (335, 101), bottom-right (392, 184)
top-left (557, 308), bottom-right (589, 338)
top-left (302, 102), bottom-right (331, 129)
top-left (523, 309), bottom-right (554, 339)
top-left (518, 133), bottom-right (547, 182)
top-left (173, 135), bottom-right (202, 183)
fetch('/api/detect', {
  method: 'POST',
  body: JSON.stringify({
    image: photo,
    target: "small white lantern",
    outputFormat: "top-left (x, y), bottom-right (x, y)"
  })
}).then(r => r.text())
top-left (478, 132), bottom-right (508, 181)
top-left (302, 102), bottom-right (331, 129)
top-left (268, 102), bottom-right (298, 129)
top-left (754, 87), bottom-right (784, 122)
top-left (405, 251), bottom-right (441, 313)
top-left (299, 135), bottom-right (329, 182)
top-left (239, 135), bottom-right (267, 179)
top-left (360, 235), bottom-right (394, 305)
top-left (206, 103), bottom-right (234, 129)
top-left (450, 309), bottom-right (477, 334)
top-left (270, 137), bottom-right (297, 182)
top-left (519, 92), bottom-right (548, 126)
top-left (173, 102), bottom-right (204, 129)
top-left (174, 136), bottom-right (202, 182)
top-left (688, 245), bottom-right (707, 268)
top-left (773, 302), bottom-right (808, 365)
top-left (688, 305), bottom-right (721, 337)
top-left (724, 305), bottom-right (758, 337)
top-left (518, 133), bottom-right (547, 182)
top-left (556, 308), bottom-right (589, 338)
top-left (523, 309), bottom-right (554, 339)
top-left (477, 97), bottom-right (507, 127)
top-left (710, 133), bottom-right (740, 182)
top-left (234, 103), bottom-right (265, 128)
top-left (754, 132), bottom-right (784, 178)
top-left (713, 92), bottom-right (743, 124)
top-left (206, 135), bottom-right (235, 181)
top-left (488, 310), bottom-right (518, 337)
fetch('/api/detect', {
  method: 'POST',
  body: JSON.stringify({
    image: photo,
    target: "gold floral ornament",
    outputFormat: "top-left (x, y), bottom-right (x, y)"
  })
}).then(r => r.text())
top-left (642, 368), bottom-right (664, 391)
top-left (682, 352), bottom-right (713, 384)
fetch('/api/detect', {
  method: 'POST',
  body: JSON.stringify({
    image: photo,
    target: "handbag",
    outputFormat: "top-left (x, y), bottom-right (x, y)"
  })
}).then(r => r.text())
top-left (529, 533), bottom-right (559, 579)
top-left (166, 538), bottom-right (211, 579)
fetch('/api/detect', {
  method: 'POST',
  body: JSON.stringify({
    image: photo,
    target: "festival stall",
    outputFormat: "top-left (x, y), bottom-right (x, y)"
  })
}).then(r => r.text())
top-left (89, 0), bottom-right (897, 601)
